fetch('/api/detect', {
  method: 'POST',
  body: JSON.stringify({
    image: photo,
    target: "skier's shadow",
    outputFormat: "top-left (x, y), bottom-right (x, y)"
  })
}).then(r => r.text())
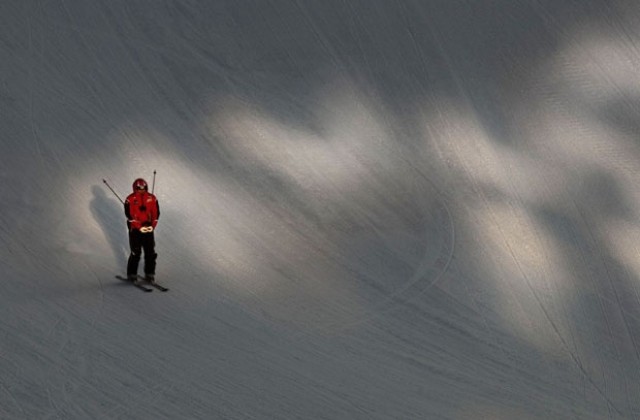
top-left (90, 185), bottom-right (128, 271)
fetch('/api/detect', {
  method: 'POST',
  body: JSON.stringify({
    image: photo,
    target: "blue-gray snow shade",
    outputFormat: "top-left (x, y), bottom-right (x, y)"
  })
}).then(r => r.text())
top-left (1, 1), bottom-right (640, 418)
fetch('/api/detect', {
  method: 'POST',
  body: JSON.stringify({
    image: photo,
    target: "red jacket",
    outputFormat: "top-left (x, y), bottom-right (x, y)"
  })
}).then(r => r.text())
top-left (125, 191), bottom-right (160, 231)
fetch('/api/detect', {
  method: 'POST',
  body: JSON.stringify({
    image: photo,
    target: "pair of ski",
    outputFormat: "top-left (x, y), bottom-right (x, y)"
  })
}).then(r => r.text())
top-left (116, 275), bottom-right (169, 292)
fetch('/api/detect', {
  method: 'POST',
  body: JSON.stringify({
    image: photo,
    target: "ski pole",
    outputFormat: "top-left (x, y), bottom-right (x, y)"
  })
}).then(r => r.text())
top-left (102, 179), bottom-right (124, 204)
top-left (151, 170), bottom-right (157, 194)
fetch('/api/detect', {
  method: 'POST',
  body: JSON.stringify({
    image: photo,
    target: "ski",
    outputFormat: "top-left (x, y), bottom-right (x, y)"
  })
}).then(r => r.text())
top-left (115, 275), bottom-right (153, 292)
top-left (138, 275), bottom-right (169, 292)
top-left (149, 282), bottom-right (169, 292)
top-left (134, 283), bottom-right (154, 292)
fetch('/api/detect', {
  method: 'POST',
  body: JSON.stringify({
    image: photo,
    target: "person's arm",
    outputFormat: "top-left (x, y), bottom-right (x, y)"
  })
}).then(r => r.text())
top-left (124, 199), bottom-right (131, 219)
top-left (152, 200), bottom-right (160, 228)
top-left (125, 198), bottom-right (141, 230)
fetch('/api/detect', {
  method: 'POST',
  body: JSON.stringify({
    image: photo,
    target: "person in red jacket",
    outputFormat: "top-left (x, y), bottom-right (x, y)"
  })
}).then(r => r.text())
top-left (125, 178), bottom-right (160, 283)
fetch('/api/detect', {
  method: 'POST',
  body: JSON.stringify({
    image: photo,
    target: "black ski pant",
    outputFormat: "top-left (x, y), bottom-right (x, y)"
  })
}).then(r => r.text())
top-left (127, 229), bottom-right (157, 277)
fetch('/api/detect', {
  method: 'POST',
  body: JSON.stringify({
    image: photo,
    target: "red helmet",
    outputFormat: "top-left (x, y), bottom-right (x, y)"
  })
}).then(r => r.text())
top-left (132, 178), bottom-right (148, 192)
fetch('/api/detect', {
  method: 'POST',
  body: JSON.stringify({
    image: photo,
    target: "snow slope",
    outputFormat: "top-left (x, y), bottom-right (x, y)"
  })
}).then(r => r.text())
top-left (3, 0), bottom-right (640, 418)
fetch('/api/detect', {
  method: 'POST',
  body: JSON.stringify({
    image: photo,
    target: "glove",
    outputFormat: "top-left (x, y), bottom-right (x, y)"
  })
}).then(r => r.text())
top-left (140, 226), bottom-right (154, 233)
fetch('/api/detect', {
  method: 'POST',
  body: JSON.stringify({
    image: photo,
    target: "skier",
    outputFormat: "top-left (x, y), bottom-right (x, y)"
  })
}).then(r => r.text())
top-left (125, 178), bottom-right (160, 284)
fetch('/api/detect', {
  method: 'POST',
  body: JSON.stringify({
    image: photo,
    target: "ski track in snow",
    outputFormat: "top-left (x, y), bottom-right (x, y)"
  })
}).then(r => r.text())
top-left (3, 0), bottom-right (640, 418)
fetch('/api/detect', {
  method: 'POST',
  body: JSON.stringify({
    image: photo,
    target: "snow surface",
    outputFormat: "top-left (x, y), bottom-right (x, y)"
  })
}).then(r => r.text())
top-left (2, 0), bottom-right (640, 418)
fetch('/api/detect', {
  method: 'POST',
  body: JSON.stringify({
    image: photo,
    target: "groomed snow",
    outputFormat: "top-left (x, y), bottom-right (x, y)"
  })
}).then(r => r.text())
top-left (2, 1), bottom-right (640, 418)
